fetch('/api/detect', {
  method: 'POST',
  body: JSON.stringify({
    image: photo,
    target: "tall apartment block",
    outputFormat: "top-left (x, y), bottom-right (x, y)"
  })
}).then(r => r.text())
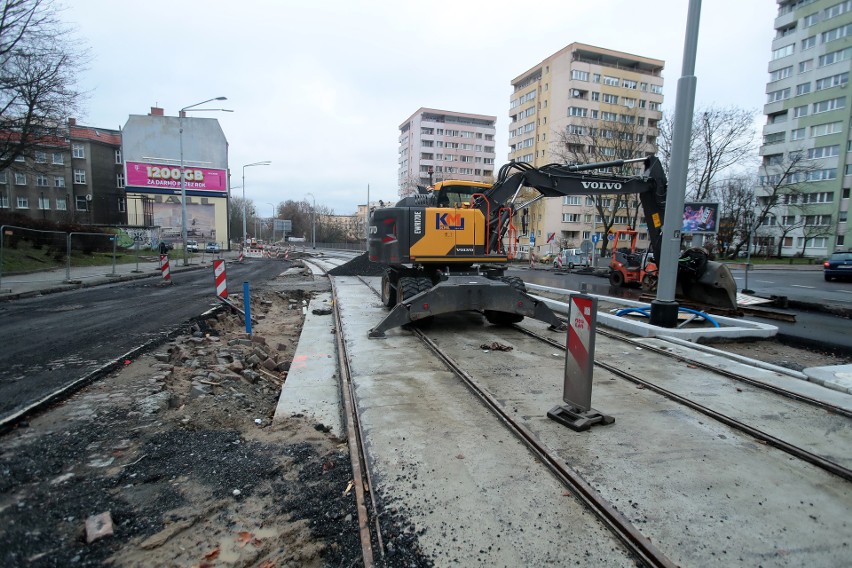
top-left (508, 43), bottom-right (664, 258)
top-left (398, 108), bottom-right (497, 197)
top-left (759, 0), bottom-right (851, 256)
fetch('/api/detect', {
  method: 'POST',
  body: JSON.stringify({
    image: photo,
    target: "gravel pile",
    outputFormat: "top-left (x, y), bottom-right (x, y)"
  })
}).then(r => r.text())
top-left (328, 252), bottom-right (387, 277)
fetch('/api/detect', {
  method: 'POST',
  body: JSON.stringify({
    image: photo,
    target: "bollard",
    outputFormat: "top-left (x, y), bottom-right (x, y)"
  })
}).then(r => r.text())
top-left (547, 293), bottom-right (614, 431)
top-left (213, 259), bottom-right (227, 298)
top-left (243, 281), bottom-right (252, 336)
top-left (159, 254), bottom-right (171, 283)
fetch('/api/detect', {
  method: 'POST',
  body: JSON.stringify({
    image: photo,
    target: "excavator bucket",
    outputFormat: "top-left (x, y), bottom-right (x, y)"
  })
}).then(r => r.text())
top-left (677, 260), bottom-right (738, 310)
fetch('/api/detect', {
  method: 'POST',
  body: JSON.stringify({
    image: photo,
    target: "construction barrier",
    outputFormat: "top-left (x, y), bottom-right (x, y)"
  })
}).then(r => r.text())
top-left (238, 251), bottom-right (244, 263)
top-left (213, 259), bottom-right (227, 298)
top-left (547, 294), bottom-right (613, 431)
top-left (159, 254), bottom-right (171, 283)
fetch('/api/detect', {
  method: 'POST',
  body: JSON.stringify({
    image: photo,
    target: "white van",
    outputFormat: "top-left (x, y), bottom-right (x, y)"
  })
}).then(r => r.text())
top-left (553, 249), bottom-right (590, 269)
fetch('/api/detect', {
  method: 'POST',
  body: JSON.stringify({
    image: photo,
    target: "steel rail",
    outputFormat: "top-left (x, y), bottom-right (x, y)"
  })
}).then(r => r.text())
top-left (597, 328), bottom-right (852, 419)
top-left (412, 328), bottom-right (677, 568)
top-left (519, 326), bottom-right (852, 483)
top-left (310, 263), bottom-right (381, 566)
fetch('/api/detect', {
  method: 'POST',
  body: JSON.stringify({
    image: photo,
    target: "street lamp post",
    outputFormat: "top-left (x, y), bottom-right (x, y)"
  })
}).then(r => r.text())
top-left (242, 161), bottom-right (271, 249)
top-left (179, 96), bottom-right (229, 266)
top-left (743, 210), bottom-right (755, 294)
top-left (267, 202), bottom-right (275, 242)
top-left (305, 193), bottom-right (316, 249)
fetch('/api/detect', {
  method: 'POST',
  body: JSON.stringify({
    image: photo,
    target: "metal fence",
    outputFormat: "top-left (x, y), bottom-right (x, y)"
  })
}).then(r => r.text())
top-left (0, 224), bottom-right (161, 291)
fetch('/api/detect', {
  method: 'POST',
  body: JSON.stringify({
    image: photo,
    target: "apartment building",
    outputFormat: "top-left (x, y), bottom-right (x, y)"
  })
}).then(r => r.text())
top-left (758, 0), bottom-right (851, 256)
top-left (398, 108), bottom-right (497, 196)
top-left (508, 43), bottom-right (664, 258)
top-left (0, 120), bottom-right (125, 226)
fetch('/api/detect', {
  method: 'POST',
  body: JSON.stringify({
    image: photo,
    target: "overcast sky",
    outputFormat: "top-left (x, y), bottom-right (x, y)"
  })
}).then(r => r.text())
top-left (66, 0), bottom-right (777, 215)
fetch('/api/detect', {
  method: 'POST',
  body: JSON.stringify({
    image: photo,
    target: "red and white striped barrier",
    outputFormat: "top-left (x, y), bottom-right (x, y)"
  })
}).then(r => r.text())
top-left (213, 259), bottom-right (227, 298)
top-left (159, 254), bottom-right (171, 283)
top-left (238, 251), bottom-right (244, 263)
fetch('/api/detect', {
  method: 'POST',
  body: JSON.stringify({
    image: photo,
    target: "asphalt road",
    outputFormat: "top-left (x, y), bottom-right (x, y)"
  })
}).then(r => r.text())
top-left (517, 267), bottom-right (852, 354)
top-left (0, 260), bottom-right (289, 423)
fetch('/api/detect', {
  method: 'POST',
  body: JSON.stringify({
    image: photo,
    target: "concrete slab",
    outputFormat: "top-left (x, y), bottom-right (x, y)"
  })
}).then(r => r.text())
top-left (273, 292), bottom-right (342, 436)
top-left (333, 276), bottom-right (640, 565)
top-left (527, 283), bottom-right (778, 340)
top-left (803, 364), bottom-right (852, 394)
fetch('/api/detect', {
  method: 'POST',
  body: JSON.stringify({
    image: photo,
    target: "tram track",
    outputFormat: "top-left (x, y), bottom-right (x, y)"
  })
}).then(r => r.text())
top-left (313, 261), bottom-right (852, 565)
top-left (347, 272), bottom-right (677, 568)
top-left (515, 324), bottom-right (852, 483)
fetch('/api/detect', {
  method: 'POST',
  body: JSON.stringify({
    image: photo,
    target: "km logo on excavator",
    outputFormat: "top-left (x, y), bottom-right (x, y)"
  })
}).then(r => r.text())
top-left (436, 212), bottom-right (465, 230)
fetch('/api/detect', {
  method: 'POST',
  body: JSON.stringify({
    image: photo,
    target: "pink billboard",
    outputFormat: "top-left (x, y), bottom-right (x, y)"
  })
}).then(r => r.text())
top-left (126, 161), bottom-right (227, 192)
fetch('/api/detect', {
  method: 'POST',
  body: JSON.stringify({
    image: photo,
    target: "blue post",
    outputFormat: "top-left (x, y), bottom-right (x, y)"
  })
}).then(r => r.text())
top-left (243, 281), bottom-right (252, 336)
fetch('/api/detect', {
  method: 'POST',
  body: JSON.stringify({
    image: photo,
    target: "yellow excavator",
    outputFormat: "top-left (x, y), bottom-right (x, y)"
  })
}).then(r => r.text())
top-left (367, 156), bottom-right (736, 337)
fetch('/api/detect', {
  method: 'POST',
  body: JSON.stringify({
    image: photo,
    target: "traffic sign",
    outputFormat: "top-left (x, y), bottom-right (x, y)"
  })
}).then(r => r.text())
top-left (591, 234), bottom-right (599, 244)
top-left (607, 233), bottom-right (615, 241)
top-left (580, 240), bottom-right (592, 254)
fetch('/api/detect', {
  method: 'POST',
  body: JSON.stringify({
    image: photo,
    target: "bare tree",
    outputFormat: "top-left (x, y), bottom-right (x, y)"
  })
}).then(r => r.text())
top-left (0, 0), bottom-right (86, 170)
top-left (658, 105), bottom-right (758, 201)
top-left (753, 151), bottom-right (822, 257)
top-left (551, 109), bottom-right (655, 257)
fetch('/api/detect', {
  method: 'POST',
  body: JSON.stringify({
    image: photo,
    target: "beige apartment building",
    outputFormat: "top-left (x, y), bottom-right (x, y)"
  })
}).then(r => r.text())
top-left (508, 43), bottom-right (664, 259)
top-left (398, 108), bottom-right (497, 197)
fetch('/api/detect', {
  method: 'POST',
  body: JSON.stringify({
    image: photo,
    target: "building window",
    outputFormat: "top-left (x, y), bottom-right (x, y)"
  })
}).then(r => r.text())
top-left (563, 196), bottom-right (582, 205)
top-left (115, 148), bottom-right (122, 164)
top-left (52, 152), bottom-right (64, 165)
top-left (793, 105), bottom-right (809, 117)
top-left (810, 121), bottom-right (843, 136)
top-left (36, 174), bottom-right (48, 187)
top-left (808, 144), bottom-right (840, 158)
top-left (769, 66), bottom-right (793, 82)
top-left (568, 107), bottom-right (587, 117)
top-left (815, 72), bottom-right (848, 90)
top-left (819, 47), bottom-right (852, 66)
top-left (796, 82), bottom-right (811, 95)
top-left (72, 144), bottom-right (85, 158)
top-left (56, 197), bottom-right (66, 211)
top-left (603, 93), bottom-right (618, 104)
top-left (14, 172), bottom-right (26, 185)
top-left (603, 75), bottom-right (619, 86)
top-left (75, 195), bottom-right (88, 210)
top-left (592, 73), bottom-right (601, 83)
top-left (38, 195), bottom-right (50, 210)
top-left (0, 195), bottom-right (8, 208)
top-left (571, 70), bottom-right (589, 81)
top-left (623, 79), bottom-right (637, 90)
top-left (117, 173), bottom-right (125, 188)
top-left (804, 12), bottom-right (819, 26)
top-left (562, 213), bottom-right (581, 223)
top-left (791, 127), bottom-right (806, 140)
top-left (54, 176), bottom-right (66, 188)
top-left (822, 23), bottom-right (852, 42)
top-left (17, 196), bottom-right (28, 208)
top-left (825, 1), bottom-right (852, 19)
top-left (769, 87), bottom-right (791, 103)
top-left (118, 197), bottom-right (126, 213)
top-left (651, 84), bottom-right (664, 94)
top-left (0, 171), bottom-right (6, 184)
top-left (813, 96), bottom-right (846, 113)
top-left (773, 44), bottom-right (795, 60)
top-left (35, 151), bottom-right (47, 163)
top-left (799, 59), bottom-right (813, 73)
top-left (802, 36), bottom-right (817, 50)
top-left (73, 169), bottom-right (86, 184)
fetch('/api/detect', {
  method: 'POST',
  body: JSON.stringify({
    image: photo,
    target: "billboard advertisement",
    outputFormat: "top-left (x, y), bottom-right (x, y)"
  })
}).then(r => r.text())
top-left (682, 202), bottom-right (719, 234)
top-left (125, 161), bottom-right (227, 193)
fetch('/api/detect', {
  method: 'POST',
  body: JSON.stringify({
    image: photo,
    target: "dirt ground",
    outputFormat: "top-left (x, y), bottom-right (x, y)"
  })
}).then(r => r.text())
top-left (1, 257), bottom-right (847, 568)
top-left (0, 271), bottom-right (364, 567)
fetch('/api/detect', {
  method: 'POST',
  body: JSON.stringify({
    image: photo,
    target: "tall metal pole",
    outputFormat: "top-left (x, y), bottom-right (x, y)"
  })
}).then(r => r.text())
top-left (241, 161), bottom-right (271, 248)
top-left (650, 0), bottom-right (702, 328)
top-left (179, 112), bottom-right (187, 266)
top-left (178, 96), bottom-right (229, 266)
top-left (306, 192), bottom-right (316, 249)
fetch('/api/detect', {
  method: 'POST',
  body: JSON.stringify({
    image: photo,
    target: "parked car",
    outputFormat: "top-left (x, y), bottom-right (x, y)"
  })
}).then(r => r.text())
top-left (186, 240), bottom-right (199, 253)
top-left (553, 250), bottom-right (591, 269)
top-left (824, 251), bottom-right (852, 281)
top-left (206, 242), bottom-right (221, 253)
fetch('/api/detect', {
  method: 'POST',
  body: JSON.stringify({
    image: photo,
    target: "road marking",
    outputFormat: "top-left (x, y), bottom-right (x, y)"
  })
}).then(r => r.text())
top-left (756, 280), bottom-right (775, 284)
top-left (838, 289), bottom-right (852, 295)
top-left (791, 284), bottom-right (816, 289)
